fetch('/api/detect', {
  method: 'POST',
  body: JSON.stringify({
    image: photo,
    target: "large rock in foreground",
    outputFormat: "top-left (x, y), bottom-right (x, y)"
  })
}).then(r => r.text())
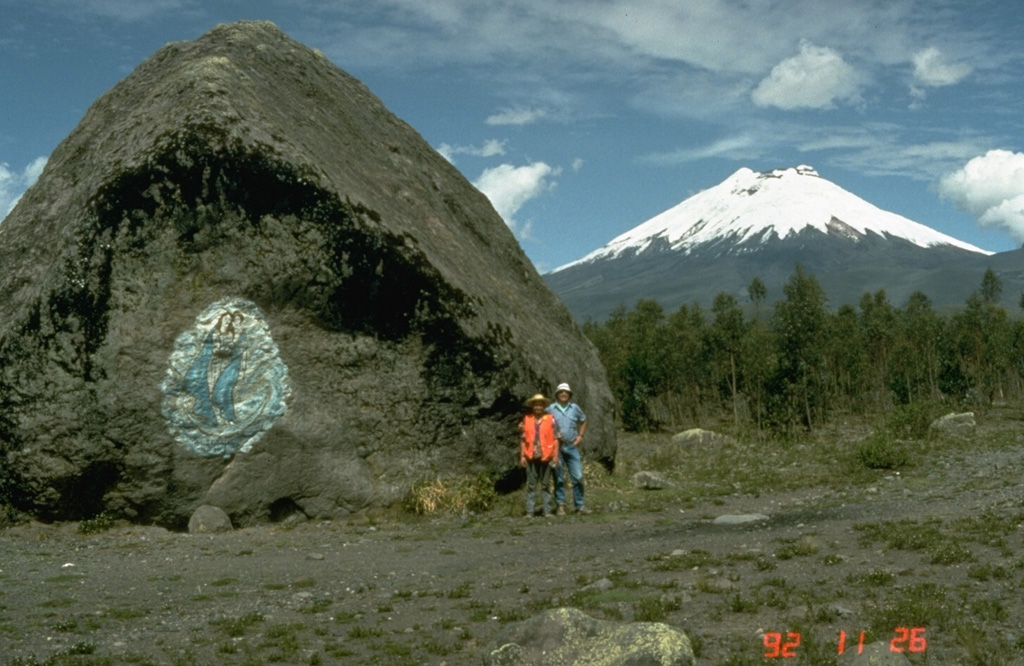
top-left (0, 21), bottom-right (614, 527)
top-left (484, 608), bottom-right (694, 666)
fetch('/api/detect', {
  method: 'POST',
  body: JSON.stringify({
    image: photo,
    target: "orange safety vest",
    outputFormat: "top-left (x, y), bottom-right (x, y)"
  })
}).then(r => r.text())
top-left (521, 414), bottom-right (559, 463)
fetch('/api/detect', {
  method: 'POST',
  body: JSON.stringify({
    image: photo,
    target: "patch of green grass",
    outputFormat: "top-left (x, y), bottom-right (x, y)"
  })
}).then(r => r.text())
top-left (347, 625), bottom-right (386, 639)
top-left (300, 598), bottom-right (332, 614)
top-left (967, 562), bottom-right (1011, 581)
top-left (106, 607), bottom-right (148, 620)
top-left (649, 548), bottom-right (721, 571)
top-left (423, 636), bottom-right (456, 656)
top-left (725, 593), bottom-right (758, 614)
top-left (291, 577), bottom-right (316, 589)
top-left (774, 536), bottom-right (820, 560)
top-left (211, 612), bottom-right (264, 637)
top-left (949, 509), bottom-right (1023, 547)
top-left (929, 541), bottom-right (974, 565)
top-left (78, 513), bottom-right (116, 534)
top-left (445, 581), bottom-right (473, 599)
top-left (44, 574), bottom-right (85, 585)
top-left (845, 569), bottom-right (897, 586)
top-left (855, 518), bottom-right (945, 551)
top-left (866, 583), bottom-right (957, 636)
top-left (970, 598), bottom-right (1008, 622)
top-left (209, 576), bottom-right (237, 587)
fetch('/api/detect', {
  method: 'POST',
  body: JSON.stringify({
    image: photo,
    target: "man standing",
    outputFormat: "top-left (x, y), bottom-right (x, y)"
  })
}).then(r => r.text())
top-left (547, 383), bottom-right (590, 515)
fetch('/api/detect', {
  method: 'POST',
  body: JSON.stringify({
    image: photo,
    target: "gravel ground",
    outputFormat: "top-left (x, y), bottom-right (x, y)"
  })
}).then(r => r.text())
top-left (3, 423), bottom-right (1024, 665)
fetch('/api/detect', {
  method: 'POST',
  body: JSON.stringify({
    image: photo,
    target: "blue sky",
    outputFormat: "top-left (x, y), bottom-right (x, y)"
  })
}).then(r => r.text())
top-left (2, 1), bottom-right (1023, 273)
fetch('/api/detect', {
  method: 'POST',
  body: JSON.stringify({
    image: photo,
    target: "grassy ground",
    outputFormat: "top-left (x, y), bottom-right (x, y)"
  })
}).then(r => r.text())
top-left (3, 406), bottom-right (1024, 665)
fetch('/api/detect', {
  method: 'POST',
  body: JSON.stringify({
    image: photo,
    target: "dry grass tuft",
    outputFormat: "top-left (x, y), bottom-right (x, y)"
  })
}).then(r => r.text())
top-left (403, 473), bottom-right (496, 516)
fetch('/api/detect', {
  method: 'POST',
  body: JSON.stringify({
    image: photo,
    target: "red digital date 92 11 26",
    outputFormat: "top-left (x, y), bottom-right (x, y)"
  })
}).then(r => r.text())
top-left (763, 627), bottom-right (927, 658)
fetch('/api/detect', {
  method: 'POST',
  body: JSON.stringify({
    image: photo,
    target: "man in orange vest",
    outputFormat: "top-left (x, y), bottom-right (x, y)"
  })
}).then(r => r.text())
top-left (520, 394), bottom-right (560, 518)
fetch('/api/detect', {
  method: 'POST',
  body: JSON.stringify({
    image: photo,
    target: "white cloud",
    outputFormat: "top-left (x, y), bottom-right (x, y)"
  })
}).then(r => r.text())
top-left (473, 162), bottom-right (559, 236)
top-left (436, 139), bottom-right (508, 163)
top-left (1, 157), bottom-right (47, 221)
top-left (641, 135), bottom-right (758, 166)
top-left (751, 41), bottom-right (863, 110)
top-left (912, 47), bottom-right (972, 87)
top-left (486, 108), bottom-right (548, 126)
top-left (939, 150), bottom-right (1024, 240)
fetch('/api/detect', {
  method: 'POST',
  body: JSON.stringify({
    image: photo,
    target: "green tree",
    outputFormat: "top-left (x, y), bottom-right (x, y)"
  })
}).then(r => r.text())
top-left (741, 316), bottom-right (775, 433)
top-left (662, 303), bottom-right (709, 427)
top-left (824, 304), bottom-right (868, 408)
top-left (981, 267), bottom-right (1002, 305)
top-left (770, 265), bottom-right (829, 432)
top-left (859, 290), bottom-right (898, 410)
top-left (747, 277), bottom-right (767, 320)
top-left (889, 292), bottom-right (943, 404)
top-left (709, 292), bottom-right (747, 426)
top-left (950, 274), bottom-right (1013, 406)
top-left (618, 300), bottom-right (670, 431)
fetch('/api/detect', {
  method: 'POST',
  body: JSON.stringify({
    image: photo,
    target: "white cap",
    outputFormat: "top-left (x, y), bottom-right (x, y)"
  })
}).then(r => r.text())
top-left (555, 383), bottom-right (572, 396)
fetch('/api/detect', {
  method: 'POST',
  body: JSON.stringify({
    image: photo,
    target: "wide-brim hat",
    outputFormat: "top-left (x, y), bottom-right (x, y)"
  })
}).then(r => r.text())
top-left (525, 393), bottom-right (548, 407)
top-left (555, 382), bottom-right (572, 397)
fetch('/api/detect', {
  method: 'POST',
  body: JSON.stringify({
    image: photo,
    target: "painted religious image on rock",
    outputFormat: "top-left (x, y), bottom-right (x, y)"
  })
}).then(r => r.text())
top-left (161, 297), bottom-right (291, 457)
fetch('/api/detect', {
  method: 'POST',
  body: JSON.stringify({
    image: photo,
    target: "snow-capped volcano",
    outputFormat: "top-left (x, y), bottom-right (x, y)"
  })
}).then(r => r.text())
top-left (556, 165), bottom-right (988, 272)
top-left (545, 166), bottom-right (1010, 321)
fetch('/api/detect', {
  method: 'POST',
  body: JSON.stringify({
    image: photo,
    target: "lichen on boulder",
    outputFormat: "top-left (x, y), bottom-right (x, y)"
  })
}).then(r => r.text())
top-left (484, 607), bottom-right (695, 666)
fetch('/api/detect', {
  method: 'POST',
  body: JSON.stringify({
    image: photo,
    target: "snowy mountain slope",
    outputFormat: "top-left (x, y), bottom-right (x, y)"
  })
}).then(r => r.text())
top-left (554, 165), bottom-right (989, 273)
top-left (544, 166), bottom-right (1015, 321)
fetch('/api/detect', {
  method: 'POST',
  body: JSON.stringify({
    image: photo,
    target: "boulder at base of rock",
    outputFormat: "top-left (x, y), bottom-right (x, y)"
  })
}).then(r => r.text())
top-left (188, 505), bottom-right (232, 533)
top-left (929, 412), bottom-right (976, 437)
top-left (483, 607), bottom-right (694, 666)
top-left (632, 470), bottom-right (673, 490)
top-left (0, 21), bottom-right (614, 528)
top-left (671, 428), bottom-right (732, 446)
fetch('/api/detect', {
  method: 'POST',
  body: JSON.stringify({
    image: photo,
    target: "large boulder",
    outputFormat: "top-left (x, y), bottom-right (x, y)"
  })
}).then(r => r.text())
top-left (0, 21), bottom-right (614, 528)
top-left (929, 412), bottom-right (975, 437)
top-left (484, 607), bottom-right (694, 666)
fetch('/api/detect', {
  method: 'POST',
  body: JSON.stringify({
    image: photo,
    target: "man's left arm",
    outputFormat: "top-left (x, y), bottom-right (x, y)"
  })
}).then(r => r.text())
top-left (575, 407), bottom-right (587, 446)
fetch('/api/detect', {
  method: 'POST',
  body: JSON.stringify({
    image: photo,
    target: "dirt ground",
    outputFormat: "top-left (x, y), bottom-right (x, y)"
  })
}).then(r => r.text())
top-left (3, 421), bottom-right (1024, 665)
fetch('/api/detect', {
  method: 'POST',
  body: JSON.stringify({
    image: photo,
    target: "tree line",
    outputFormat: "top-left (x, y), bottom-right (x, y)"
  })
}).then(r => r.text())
top-left (582, 266), bottom-right (1024, 434)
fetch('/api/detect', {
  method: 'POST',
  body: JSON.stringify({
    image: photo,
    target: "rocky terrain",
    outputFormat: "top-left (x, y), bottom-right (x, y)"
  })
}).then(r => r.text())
top-left (4, 412), bottom-right (1024, 665)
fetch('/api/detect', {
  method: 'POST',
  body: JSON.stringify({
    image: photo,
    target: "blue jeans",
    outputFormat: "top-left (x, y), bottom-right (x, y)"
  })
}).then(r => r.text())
top-left (554, 443), bottom-right (584, 508)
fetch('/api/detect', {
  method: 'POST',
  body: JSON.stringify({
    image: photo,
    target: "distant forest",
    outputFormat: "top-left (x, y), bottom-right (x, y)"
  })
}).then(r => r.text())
top-left (582, 265), bottom-right (1024, 434)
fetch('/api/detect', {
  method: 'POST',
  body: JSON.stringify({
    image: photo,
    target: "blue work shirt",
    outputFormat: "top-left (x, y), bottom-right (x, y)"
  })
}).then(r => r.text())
top-left (546, 401), bottom-right (586, 444)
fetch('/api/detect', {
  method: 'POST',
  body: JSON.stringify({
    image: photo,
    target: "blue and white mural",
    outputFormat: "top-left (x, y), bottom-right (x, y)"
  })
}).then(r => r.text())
top-left (161, 298), bottom-right (291, 457)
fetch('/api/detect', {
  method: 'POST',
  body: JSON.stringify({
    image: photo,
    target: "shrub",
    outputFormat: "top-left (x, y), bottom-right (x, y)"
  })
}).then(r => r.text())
top-left (856, 432), bottom-right (908, 470)
top-left (886, 401), bottom-right (941, 440)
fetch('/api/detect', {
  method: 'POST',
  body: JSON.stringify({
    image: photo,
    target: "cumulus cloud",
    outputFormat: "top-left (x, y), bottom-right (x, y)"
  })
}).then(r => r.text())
top-left (473, 162), bottom-right (559, 237)
top-left (912, 47), bottom-right (972, 87)
top-left (1, 157), bottom-right (47, 221)
top-left (751, 41), bottom-right (863, 110)
top-left (486, 108), bottom-right (548, 126)
top-left (939, 150), bottom-right (1024, 241)
top-left (436, 139), bottom-right (507, 163)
